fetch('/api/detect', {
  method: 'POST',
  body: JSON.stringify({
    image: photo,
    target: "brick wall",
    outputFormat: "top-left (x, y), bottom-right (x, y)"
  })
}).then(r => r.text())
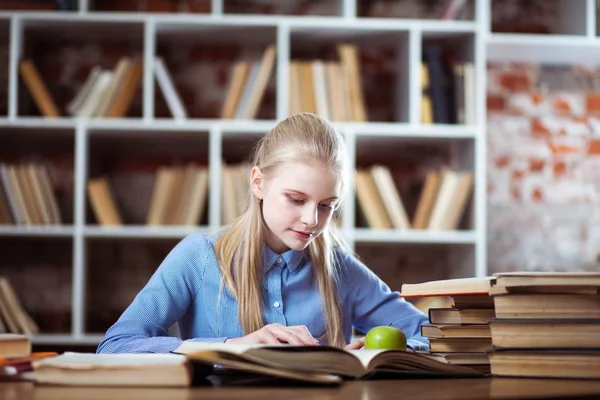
top-left (487, 62), bottom-right (600, 273)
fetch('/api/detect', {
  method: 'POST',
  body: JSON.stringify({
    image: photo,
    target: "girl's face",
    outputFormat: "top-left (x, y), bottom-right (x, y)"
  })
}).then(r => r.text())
top-left (251, 161), bottom-right (342, 254)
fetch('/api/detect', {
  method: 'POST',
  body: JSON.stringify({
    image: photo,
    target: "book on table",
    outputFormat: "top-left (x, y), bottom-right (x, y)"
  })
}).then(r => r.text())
top-left (32, 352), bottom-right (192, 387)
top-left (173, 342), bottom-right (485, 383)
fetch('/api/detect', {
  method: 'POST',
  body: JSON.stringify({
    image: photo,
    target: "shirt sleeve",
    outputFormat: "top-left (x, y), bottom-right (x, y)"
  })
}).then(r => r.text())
top-left (337, 249), bottom-right (430, 351)
top-left (96, 234), bottom-right (228, 354)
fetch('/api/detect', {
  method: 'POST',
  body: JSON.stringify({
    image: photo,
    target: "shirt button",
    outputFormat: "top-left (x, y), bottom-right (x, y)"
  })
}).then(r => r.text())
top-left (273, 301), bottom-right (280, 308)
top-left (276, 257), bottom-right (282, 264)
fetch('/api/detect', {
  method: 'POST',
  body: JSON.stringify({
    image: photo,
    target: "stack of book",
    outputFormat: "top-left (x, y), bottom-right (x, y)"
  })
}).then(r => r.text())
top-left (401, 276), bottom-right (496, 373)
top-left (488, 272), bottom-right (600, 380)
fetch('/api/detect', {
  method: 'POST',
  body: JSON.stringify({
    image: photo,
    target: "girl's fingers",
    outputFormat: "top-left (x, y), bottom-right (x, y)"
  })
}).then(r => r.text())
top-left (288, 325), bottom-right (320, 345)
top-left (344, 337), bottom-right (365, 350)
top-left (258, 330), bottom-right (281, 345)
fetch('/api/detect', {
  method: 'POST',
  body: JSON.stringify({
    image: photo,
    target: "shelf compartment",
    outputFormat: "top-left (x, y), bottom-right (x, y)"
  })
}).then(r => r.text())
top-left (353, 135), bottom-right (475, 232)
top-left (0, 236), bottom-right (72, 334)
top-left (0, 127), bottom-right (75, 225)
top-left (154, 23), bottom-right (277, 121)
top-left (84, 237), bottom-right (180, 334)
top-left (18, 18), bottom-right (145, 119)
top-left (354, 241), bottom-right (476, 293)
top-left (358, 0), bottom-right (475, 21)
top-left (421, 31), bottom-right (476, 126)
top-left (491, 0), bottom-right (587, 36)
top-left (290, 27), bottom-right (410, 123)
top-left (86, 128), bottom-right (210, 227)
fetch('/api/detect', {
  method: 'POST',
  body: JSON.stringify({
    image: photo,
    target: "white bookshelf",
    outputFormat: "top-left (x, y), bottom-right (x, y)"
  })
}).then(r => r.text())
top-left (0, 0), bottom-right (497, 345)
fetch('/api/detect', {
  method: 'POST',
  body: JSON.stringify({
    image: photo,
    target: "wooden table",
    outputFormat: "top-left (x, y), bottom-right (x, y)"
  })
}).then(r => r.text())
top-left (3, 377), bottom-right (600, 400)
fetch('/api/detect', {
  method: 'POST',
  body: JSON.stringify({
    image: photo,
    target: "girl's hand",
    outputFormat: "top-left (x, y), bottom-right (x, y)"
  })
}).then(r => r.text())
top-left (225, 323), bottom-right (320, 345)
top-left (344, 336), bottom-right (365, 350)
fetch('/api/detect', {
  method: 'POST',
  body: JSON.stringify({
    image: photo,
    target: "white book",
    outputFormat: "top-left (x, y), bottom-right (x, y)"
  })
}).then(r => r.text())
top-left (76, 70), bottom-right (114, 118)
top-left (427, 169), bottom-right (461, 230)
top-left (234, 62), bottom-right (260, 119)
top-left (311, 60), bottom-right (330, 120)
top-left (0, 165), bottom-right (23, 225)
top-left (33, 352), bottom-right (191, 387)
top-left (66, 66), bottom-right (101, 116)
top-left (154, 57), bottom-right (187, 120)
top-left (370, 166), bottom-right (411, 230)
top-left (464, 62), bottom-right (475, 125)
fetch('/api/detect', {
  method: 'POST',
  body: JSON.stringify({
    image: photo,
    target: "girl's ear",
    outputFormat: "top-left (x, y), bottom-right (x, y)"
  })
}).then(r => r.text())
top-left (250, 166), bottom-right (264, 200)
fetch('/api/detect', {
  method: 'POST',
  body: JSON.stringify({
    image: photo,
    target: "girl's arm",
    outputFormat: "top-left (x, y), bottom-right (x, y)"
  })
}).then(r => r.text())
top-left (96, 234), bottom-right (226, 354)
top-left (338, 250), bottom-right (430, 351)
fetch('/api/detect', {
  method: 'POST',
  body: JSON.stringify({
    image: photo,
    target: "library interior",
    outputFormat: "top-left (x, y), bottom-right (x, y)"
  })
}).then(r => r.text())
top-left (1, 0), bottom-right (600, 398)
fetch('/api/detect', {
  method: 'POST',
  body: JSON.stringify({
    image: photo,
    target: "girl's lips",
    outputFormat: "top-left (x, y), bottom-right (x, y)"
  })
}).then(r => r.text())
top-left (291, 230), bottom-right (313, 239)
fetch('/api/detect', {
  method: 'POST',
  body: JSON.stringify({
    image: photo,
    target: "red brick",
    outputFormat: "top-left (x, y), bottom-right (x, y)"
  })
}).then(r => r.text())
top-left (588, 139), bottom-right (600, 155)
top-left (495, 155), bottom-right (510, 168)
top-left (531, 92), bottom-right (544, 105)
top-left (550, 142), bottom-right (580, 154)
top-left (586, 93), bottom-right (600, 114)
top-left (511, 170), bottom-right (525, 180)
top-left (510, 185), bottom-right (520, 201)
top-left (552, 98), bottom-right (572, 114)
top-left (532, 187), bottom-right (544, 202)
top-left (531, 118), bottom-right (551, 138)
top-left (553, 160), bottom-right (567, 177)
top-left (529, 158), bottom-right (545, 172)
top-left (487, 95), bottom-right (505, 111)
top-left (498, 72), bottom-right (531, 92)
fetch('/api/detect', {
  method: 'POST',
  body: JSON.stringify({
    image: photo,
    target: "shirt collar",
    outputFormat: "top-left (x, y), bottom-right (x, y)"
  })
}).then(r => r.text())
top-left (262, 245), bottom-right (306, 273)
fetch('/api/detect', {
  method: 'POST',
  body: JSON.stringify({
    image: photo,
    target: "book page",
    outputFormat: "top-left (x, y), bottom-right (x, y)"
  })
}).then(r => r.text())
top-left (346, 349), bottom-right (386, 370)
top-left (174, 341), bottom-right (267, 355)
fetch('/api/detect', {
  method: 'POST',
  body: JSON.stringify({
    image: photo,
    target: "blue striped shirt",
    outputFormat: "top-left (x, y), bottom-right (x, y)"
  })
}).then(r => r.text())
top-left (96, 233), bottom-right (429, 353)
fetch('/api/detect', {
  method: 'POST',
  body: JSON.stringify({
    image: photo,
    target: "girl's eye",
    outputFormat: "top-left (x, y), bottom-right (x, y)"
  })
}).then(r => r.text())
top-left (288, 197), bottom-right (304, 205)
top-left (319, 203), bottom-right (334, 210)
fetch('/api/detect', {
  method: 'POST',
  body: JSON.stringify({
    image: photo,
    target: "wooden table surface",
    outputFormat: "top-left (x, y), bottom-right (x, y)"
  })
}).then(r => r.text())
top-left (3, 377), bottom-right (600, 400)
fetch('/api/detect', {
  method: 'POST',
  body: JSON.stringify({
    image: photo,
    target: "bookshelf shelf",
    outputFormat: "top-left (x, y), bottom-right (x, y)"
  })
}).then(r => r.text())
top-left (0, 225), bottom-right (74, 237)
top-left (31, 334), bottom-right (103, 345)
top-left (350, 228), bottom-right (477, 244)
top-left (0, 1), bottom-right (491, 343)
top-left (83, 225), bottom-right (210, 239)
top-left (487, 34), bottom-right (600, 65)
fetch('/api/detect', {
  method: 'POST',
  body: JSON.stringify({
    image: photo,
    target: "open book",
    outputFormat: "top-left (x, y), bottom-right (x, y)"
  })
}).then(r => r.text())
top-left (174, 342), bottom-right (484, 383)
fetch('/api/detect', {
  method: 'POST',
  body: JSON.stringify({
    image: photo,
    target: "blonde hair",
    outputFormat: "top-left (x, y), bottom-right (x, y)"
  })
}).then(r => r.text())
top-left (215, 113), bottom-right (348, 348)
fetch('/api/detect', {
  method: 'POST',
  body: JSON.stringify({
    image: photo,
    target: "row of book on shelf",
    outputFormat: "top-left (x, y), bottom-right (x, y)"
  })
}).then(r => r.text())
top-left (87, 162), bottom-right (471, 231)
top-left (88, 162), bottom-right (251, 227)
top-left (288, 44), bottom-right (366, 122)
top-left (421, 47), bottom-right (475, 125)
top-left (20, 42), bottom-right (473, 124)
top-left (19, 46), bottom-right (277, 121)
top-left (356, 165), bottom-right (473, 230)
top-left (20, 57), bottom-right (142, 119)
top-left (0, 276), bottom-right (38, 336)
top-left (0, 163), bottom-right (62, 225)
top-left (3, 270), bottom-right (598, 385)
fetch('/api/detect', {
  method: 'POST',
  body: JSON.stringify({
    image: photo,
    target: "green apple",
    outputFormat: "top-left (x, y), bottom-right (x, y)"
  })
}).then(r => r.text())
top-left (364, 326), bottom-right (407, 350)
